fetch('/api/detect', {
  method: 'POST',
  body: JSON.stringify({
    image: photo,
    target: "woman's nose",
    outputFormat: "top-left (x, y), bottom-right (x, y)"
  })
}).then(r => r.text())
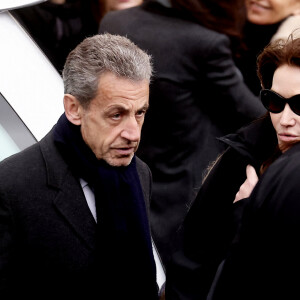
top-left (279, 104), bottom-right (296, 127)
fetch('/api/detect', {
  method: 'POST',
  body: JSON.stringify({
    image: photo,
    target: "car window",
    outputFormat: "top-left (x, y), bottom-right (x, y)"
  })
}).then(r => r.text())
top-left (0, 93), bottom-right (36, 161)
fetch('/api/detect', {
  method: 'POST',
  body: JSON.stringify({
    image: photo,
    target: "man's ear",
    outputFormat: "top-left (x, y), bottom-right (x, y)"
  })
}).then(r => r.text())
top-left (63, 94), bottom-right (82, 125)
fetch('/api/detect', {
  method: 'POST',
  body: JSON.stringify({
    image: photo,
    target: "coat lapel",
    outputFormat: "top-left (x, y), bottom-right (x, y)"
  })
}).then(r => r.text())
top-left (40, 129), bottom-right (97, 250)
top-left (53, 176), bottom-right (97, 250)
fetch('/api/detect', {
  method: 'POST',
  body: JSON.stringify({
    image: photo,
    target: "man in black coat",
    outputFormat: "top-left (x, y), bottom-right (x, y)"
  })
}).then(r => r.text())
top-left (99, 0), bottom-right (266, 266)
top-left (0, 33), bottom-right (159, 300)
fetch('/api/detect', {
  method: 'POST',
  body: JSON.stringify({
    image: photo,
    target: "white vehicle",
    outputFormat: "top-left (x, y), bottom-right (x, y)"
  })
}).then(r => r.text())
top-left (0, 0), bottom-right (165, 289)
top-left (0, 0), bottom-right (64, 161)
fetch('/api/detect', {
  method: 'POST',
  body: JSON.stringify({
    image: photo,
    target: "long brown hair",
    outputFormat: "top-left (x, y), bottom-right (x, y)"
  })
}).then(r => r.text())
top-left (257, 32), bottom-right (300, 90)
top-left (259, 141), bottom-right (300, 175)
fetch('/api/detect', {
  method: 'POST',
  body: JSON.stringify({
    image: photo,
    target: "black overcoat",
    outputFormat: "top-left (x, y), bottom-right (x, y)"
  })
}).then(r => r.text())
top-left (207, 135), bottom-right (300, 299)
top-left (165, 116), bottom-right (278, 299)
top-left (0, 127), bottom-right (154, 299)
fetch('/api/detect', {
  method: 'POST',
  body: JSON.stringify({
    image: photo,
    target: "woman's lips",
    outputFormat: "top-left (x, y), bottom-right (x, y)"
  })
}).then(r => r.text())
top-left (278, 133), bottom-right (298, 142)
top-left (248, 1), bottom-right (270, 12)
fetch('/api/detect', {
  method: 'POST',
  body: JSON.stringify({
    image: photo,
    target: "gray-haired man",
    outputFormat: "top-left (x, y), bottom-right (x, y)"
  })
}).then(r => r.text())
top-left (0, 34), bottom-right (158, 299)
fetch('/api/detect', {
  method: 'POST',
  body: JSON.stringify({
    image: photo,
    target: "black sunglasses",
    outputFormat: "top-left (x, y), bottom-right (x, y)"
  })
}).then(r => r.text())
top-left (260, 89), bottom-right (300, 116)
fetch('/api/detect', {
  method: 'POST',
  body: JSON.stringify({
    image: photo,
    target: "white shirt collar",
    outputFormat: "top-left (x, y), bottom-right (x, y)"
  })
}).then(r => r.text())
top-left (79, 178), bottom-right (97, 222)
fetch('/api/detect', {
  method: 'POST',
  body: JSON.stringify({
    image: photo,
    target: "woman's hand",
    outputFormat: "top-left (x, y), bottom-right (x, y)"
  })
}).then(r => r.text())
top-left (234, 165), bottom-right (258, 203)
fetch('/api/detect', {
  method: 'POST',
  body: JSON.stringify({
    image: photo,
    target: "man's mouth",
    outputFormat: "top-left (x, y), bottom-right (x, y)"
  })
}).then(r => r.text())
top-left (113, 147), bottom-right (135, 156)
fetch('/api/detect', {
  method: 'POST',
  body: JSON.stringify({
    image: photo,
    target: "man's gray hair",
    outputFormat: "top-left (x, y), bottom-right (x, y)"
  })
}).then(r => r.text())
top-left (62, 33), bottom-right (152, 107)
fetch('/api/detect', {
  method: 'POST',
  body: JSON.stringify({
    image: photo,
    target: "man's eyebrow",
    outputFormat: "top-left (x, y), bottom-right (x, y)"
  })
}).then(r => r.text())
top-left (106, 104), bottom-right (127, 112)
top-left (105, 103), bottom-right (149, 113)
top-left (140, 104), bottom-right (149, 111)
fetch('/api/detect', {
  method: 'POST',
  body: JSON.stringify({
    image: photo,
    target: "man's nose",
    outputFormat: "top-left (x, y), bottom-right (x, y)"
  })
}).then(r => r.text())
top-left (121, 117), bottom-right (141, 141)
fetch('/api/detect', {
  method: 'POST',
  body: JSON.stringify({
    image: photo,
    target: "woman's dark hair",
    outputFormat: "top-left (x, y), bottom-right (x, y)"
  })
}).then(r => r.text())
top-left (257, 32), bottom-right (300, 89)
top-left (257, 32), bottom-right (300, 174)
top-left (170, 0), bottom-right (246, 55)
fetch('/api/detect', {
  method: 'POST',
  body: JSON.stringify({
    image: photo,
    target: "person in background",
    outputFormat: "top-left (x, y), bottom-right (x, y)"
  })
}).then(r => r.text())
top-left (12, 0), bottom-right (143, 74)
top-left (99, 0), bottom-right (266, 268)
top-left (0, 33), bottom-right (159, 300)
top-left (236, 0), bottom-right (300, 95)
top-left (206, 34), bottom-right (300, 300)
top-left (12, 0), bottom-right (100, 73)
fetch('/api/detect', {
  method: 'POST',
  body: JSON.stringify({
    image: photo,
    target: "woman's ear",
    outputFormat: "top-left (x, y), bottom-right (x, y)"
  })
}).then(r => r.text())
top-left (63, 94), bottom-right (82, 125)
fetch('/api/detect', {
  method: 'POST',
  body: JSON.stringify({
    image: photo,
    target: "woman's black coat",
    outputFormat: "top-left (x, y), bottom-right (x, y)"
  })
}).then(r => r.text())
top-left (208, 135), bottom-right (300, 299)
top-left (165, 116), bottom-right (278, 300)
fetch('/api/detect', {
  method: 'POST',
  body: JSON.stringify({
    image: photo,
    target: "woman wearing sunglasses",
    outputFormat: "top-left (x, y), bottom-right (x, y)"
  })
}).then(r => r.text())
top-left (204, 35), bottom-right (300, 299)
top-left (165, 35), bottom-right (300, 300)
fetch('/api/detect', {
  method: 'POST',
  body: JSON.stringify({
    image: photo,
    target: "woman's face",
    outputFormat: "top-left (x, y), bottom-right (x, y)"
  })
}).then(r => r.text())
top-left (246, 0), bottom-right (300, 25)
top-left (104, 0), bottom-right (143, 12)
top-left (270, 64), bottom-right (300, 152)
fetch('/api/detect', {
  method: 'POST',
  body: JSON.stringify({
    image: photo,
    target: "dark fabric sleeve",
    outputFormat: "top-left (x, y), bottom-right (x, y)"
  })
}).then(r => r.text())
top-left (136, 157), bottom-right (152, 213)
top-left (200, 34), bottom-right (266, 132)
top-left (207, 146), bottom-right (300, 300)
top-left (231, 198), bottom-right (249, 240)
top-left (12, 1), bottom-right (98, 73)
top-left (164, 149), bottom-right (249, 300)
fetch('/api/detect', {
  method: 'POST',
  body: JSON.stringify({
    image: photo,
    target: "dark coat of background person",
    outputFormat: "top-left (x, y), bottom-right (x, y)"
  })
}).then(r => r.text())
top-left (12, 0), bottom-right (100, 73)
top-left (235, 21), bottom-right (282, 96)
top-left (0, 128), bottom-right (153, 299)
top-left (99, 0), bottom-right (266, 266)
top-left (165, 115), bottom-right (277, 300)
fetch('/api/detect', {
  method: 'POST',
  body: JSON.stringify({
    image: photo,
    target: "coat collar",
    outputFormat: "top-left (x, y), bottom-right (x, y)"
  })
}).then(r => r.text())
top-left (218, 115), bottom-right (278, 169)
top-left (39, 127), bottom-right (97, 250)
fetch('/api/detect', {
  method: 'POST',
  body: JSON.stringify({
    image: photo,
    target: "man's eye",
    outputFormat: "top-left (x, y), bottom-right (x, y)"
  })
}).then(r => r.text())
top-left (112, 113), bottom-right (121, 120)
top-left (136, 110), bottom-right (146, 117)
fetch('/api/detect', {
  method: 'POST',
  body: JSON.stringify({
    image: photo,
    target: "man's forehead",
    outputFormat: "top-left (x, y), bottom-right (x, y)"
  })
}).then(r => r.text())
top-left (99, 72), bottom-right (148, 87)
top-left (102, 98), bottom-right (149, 111)
top-left (96, 74), bottom-right (149, 103)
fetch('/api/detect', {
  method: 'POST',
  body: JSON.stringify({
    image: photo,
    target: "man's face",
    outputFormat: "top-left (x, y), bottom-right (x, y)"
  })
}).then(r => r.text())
top-left (79, 72), bottom-right (149, 166)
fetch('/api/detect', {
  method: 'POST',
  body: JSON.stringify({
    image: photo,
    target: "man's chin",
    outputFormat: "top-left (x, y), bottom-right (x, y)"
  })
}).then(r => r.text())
top-left (104, 155), bottom-right (134, 167)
